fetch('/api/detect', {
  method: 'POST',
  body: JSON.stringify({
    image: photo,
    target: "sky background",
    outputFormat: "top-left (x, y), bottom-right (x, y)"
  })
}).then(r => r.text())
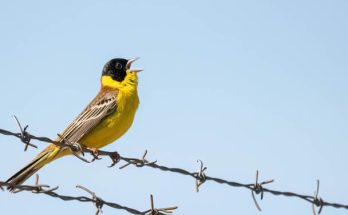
top-left (0, 0), bottom-right (347, 214)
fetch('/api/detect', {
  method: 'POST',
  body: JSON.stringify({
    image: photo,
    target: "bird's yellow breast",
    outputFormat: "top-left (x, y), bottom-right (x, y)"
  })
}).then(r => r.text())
top-left (79, 74), bottom-right (139, 149)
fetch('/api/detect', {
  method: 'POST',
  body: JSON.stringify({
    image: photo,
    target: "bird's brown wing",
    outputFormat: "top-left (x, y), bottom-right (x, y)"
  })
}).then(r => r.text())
top-left (6, 89), bottom-right (118, 188)
top-left (58, 88), bottom-right (118, 144)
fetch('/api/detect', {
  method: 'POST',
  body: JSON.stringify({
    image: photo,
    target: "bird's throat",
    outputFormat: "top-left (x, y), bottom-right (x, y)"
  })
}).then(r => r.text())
top-left (101, 73), bottom-right (138, 91)
top-left (101, 76), bottom-right (123, 89)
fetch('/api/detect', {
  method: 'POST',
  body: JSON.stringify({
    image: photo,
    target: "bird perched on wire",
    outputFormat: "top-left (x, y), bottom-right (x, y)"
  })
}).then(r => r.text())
top-left (7, 58), bottom-right (142, 189)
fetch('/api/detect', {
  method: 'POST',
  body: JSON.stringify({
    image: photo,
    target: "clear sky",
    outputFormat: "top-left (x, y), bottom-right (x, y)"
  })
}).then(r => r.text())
top-left (1, 0), bottom-right (347, 214)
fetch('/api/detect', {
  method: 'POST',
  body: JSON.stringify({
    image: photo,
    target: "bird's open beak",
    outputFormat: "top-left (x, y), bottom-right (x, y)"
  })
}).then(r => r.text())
top-left (126, 57), bottom-right (143, 72)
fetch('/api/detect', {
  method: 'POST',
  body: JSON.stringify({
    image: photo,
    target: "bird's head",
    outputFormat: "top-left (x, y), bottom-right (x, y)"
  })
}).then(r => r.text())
top-left (102, 58), bottom-right (142, 82)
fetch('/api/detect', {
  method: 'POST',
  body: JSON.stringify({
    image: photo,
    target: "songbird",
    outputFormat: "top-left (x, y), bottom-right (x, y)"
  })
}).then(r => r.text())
top-left (7, 58), bottom-right (142, 188)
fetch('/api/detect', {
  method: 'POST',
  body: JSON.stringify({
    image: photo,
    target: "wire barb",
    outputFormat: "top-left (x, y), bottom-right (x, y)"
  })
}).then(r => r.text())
top-left (249, 170), bottom-right (273, 211)
top-left (119, 150), bottom-right (157, 169)
top-left (312, 180), bottom-right (324, 215)
top-left (12, 115), bottom-right (37, 151)
top-left (194, 160), bottom-right (207, 192)
top-left (76, 185), bottom-right (104, 215)
top-left (144, 194), bottom-right (178, 215)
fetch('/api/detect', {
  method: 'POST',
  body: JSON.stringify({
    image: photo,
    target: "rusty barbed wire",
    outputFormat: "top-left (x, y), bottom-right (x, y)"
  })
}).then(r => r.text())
top-left (0, 175), bottom-right (177, 215)
top-left (1, 117), bottom-right (348, 214)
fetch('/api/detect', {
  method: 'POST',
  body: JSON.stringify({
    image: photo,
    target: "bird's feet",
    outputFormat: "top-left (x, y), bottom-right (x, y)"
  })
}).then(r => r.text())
top-left (87, 147), bottom-right (101, 161)
top-left (108, 151), bottom-right (121, 167)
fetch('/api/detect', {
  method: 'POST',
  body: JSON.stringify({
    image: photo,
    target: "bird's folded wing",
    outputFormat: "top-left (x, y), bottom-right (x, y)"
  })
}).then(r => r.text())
top-left (58, 89), bottom-right (118, 144)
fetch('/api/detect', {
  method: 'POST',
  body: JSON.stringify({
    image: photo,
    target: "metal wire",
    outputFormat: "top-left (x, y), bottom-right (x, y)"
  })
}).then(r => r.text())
top-left (0, 178), bottom-right (176, 215)
top-left (1, 117), bottom-right (348, 214)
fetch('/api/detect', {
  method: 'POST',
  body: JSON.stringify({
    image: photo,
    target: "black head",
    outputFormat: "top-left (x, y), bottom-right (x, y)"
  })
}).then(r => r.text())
top-left (102, 58), bottom-right (128, 82)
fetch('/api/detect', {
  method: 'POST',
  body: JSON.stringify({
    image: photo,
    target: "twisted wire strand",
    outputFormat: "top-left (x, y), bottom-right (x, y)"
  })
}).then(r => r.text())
top-left (1, 120), bottom-right (348, 214)
top-left (0, 180), bottom-right (176, 215)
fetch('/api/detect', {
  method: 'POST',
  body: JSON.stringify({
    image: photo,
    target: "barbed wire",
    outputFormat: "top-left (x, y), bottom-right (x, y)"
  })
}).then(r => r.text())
top-left (1, 116), bottom-right (348, 214)
top-left (0, 175), bottom-right (178, 215)
top-left (0, 174), bottom-right (177, 215)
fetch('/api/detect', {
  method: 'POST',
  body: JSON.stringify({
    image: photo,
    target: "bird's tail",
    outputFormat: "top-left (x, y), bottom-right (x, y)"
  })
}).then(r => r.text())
top-left (6, 147), bottom-right (60, 190)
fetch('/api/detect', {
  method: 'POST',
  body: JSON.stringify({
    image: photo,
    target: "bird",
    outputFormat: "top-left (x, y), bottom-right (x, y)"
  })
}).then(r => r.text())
top-left (6, 58), bottom-right (142, 189)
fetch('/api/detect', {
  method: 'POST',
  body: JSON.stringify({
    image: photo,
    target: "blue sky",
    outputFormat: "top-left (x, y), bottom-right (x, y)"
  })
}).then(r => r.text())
top-left (0, 0), bottom-right (347, 214)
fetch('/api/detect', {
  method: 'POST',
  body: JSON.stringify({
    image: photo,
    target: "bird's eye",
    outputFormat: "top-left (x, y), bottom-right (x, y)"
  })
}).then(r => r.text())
top-left (115, 63), bottom-right (122, 70)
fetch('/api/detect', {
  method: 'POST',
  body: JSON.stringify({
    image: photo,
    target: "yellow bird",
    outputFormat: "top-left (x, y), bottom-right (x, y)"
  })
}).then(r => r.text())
top-left (7, 58), bottom-right (141, 188)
